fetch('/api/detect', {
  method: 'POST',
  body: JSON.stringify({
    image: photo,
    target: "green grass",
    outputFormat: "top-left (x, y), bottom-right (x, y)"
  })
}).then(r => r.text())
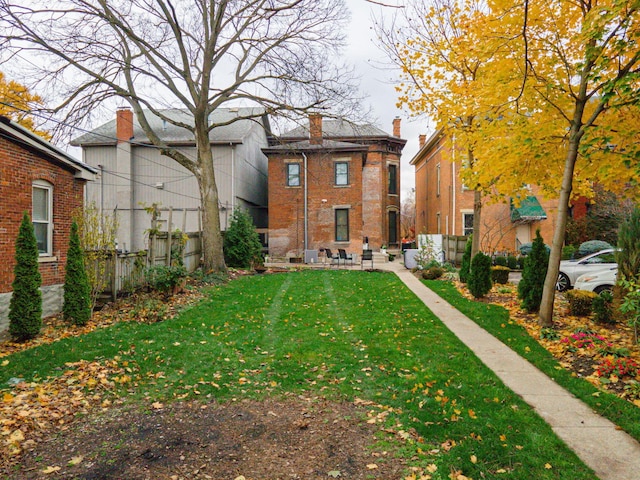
top-left (424, 279), bottom-right (640, 442)
top-left (1, 271), bottom-right (598, 479)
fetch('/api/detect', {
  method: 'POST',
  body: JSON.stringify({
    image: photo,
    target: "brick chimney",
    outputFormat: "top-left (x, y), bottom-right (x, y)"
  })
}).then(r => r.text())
top-left (116, 107), bottom-right (134, 143)
top-left (309, 113), bottom-right (323, 145)
top-left (392, 117), bottom-right (401, 137)
top-left (419, 134), bottom-right (426, 148)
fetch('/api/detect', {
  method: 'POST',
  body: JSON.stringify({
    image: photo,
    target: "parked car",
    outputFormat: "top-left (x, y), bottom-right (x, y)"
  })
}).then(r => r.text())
top-left (557, 249), bottom-right (617, 291)
top-left (573, 267), bottom-right (617, 294)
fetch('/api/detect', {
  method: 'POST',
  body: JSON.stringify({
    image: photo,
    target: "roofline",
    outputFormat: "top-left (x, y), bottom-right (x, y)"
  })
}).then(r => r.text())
top-left (262, 143), bottom-right (370, 154)
top-left (410, 128), bottom-right (445, 166)
top-left (0, 115), bottom-right (97, 180)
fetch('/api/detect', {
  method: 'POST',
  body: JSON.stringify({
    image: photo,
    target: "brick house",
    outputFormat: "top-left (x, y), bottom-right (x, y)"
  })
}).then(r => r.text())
top-left (412, 130), bottom-right (559, 254)
top-left (263, 114), bottom-right (406, 260)
top-left (0, 115), bottom-right (96, 330)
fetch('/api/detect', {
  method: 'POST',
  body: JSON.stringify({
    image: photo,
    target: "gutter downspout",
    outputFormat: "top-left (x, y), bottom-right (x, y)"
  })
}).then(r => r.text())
top-left (451, 134), bottom-right (456, 235)
top-left (302, 152), bottom-right (308, 254)
top-left (230, 143), bottom-right (236, 212)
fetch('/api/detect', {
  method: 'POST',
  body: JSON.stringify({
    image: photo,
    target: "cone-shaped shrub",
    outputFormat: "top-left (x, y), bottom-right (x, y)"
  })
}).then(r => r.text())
top-left (223, 209), bottom-right (263, 269)
top-left (9, 212), bottom-right (42, 341)
top-left (459, 234), bottom-right (473, 283)
top-left (616, 208), bottom-right (640, 282)
top-left (64, 221), bottom-right (92, 325)
top-left (518, 229), bottom-right (549, 313)
top-left (468, 251), bottom-right (492, 298)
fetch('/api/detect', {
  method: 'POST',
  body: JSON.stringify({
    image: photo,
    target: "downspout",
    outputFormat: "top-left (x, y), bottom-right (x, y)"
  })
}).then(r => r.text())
top-left (230, 143), bottom-right (235, 212)
top-left (302, 152), bottom-right (308, 253)
top-left (451, 134), bottom-right (456, 235)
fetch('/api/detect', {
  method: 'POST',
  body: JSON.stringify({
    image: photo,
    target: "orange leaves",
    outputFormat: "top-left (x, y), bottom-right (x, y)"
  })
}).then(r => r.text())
top-left (1, 359), bottom-right (136, 460)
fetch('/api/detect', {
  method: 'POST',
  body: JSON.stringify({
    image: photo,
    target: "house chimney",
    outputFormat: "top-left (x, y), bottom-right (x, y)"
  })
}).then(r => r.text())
top-left (116, 107), bottom-right (134, 143)
top-left (393, 117), bottom-right (401, 137)
top-left (309, 113), bottom-right (323, 145)
top-left (419, 134), bottom-right (426, 148)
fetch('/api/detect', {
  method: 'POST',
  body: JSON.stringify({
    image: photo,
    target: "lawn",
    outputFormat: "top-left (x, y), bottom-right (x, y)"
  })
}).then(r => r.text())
top-left (0, 270), bottom-right (598, 479)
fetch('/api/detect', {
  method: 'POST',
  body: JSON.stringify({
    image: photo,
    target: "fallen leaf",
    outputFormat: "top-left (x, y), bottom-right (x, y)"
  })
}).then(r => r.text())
top-left (41, 466), bottom-right (61, 474)
top-left (367, 463), bottom-right (379, 469)
top-left (68, 455), bottom-right (84, 466)
top-left (470, 455), bottom-right (477, 464)
top-left (1, 360), bottom-right (9, 366)
top-left (152, 402), bottom-right (164, 409)
top-left (545, 463), bottom-right (552, 469)
top-left (327, 471), bottom-right (342, 478)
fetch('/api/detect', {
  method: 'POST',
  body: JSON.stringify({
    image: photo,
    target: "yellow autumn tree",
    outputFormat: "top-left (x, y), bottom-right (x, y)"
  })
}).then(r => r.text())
top-left (0, 71), bottom-right (49, 137)
top-left (386, 0), bottom-right (640, 325)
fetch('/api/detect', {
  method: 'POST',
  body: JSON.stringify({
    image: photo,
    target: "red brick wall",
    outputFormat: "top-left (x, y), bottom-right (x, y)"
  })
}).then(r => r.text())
top-left (413, 133), bottom-right (558, 254)
top-left (0, 136), bottom-right (86, 293)
top-left (268, 151), bottom-right (364, 256)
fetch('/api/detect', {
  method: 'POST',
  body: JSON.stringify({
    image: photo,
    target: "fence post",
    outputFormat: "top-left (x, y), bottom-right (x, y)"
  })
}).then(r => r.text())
top-left (166, 207), bottom-right (173, 267)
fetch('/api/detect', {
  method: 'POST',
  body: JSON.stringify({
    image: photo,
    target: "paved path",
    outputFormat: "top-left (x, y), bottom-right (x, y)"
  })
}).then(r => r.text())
top-left (379, 260), bottom-right (640, 480)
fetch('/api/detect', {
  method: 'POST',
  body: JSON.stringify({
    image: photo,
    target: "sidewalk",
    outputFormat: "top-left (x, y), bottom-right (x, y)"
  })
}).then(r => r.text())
top-left (380, 260), bottom-right (640, 480)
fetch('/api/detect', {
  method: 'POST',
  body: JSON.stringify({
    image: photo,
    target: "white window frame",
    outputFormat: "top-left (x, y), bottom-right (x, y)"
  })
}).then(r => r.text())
top-left (32, 180), bottom-right (53, 256)
top-left (436, 163), bottom-right (441, 197)
top-left (462, 212), bottom-right (474, 236)
top-left (335, 161), bottom-right (349, 186)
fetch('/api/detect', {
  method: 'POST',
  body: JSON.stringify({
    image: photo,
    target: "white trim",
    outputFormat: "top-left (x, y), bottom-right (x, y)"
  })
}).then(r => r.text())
top-left (32, 180), bottom-right (53, 256)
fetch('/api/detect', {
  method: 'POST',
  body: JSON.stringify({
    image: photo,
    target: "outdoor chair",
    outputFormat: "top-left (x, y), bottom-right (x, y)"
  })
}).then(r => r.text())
top-left (324, 248), bottom-right (340, 268)
top-left (338, 248), bottom-right (354, 267)
top-left (361, 249), bottom-right (374, 269)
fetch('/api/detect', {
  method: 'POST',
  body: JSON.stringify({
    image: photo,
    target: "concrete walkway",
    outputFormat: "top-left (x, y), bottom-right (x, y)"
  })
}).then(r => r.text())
top-left (379, 260), bottom-right (640, 480)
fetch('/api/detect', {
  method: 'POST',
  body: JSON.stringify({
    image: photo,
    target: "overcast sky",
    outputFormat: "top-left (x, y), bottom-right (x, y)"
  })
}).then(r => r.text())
top-left (345, 0), bottom-right (431, 198)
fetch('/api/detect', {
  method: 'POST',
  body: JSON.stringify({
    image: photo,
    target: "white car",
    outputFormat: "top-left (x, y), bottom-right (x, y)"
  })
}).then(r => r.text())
top-left (573, 267), bottom-right (617, 294)
top-left (557, 249), bottom-right (617, 291)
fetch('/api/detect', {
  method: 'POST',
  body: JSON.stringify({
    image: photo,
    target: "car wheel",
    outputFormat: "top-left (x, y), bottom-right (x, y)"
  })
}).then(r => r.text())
top-left (594, 285), bottom-right (613, 295)
top-left (556, 273), bottom-right (570, 291)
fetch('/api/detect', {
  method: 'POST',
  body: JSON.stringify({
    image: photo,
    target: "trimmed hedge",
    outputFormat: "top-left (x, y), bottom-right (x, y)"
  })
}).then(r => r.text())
top-left (491, 266), bottom-right (510, 284)
top-left (566, 289), bottom-right (598, 316)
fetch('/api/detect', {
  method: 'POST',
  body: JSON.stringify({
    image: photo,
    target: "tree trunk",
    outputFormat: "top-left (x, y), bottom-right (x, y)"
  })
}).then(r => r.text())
top-left (538, 128), bottom-right (582, 326)
top-left (195, 124), bottom-right (227, 273)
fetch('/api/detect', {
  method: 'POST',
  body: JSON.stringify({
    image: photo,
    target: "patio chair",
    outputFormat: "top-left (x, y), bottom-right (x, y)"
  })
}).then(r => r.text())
top-left (324, 248), bottom-right (340, 268)
top-left (361, 249), bottom-right (374, 269)
top-left (338, 248), bottom-right (354, 267)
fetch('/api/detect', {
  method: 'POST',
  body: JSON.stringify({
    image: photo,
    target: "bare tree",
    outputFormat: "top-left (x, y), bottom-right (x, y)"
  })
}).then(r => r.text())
top-left (0, 0), bottom-right (358, 272)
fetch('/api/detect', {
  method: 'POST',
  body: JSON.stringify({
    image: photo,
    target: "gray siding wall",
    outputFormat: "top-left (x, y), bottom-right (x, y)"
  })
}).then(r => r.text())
top-left (83, 131), bottom-right (268, 252)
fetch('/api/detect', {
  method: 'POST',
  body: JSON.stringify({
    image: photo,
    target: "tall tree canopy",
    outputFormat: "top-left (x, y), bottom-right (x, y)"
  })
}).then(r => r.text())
top-left (0, 0), bottom-right (358, 272)
top-left (0, 71), bottom-right (49, 137)
top-left (385, 0), bottom-right (640, 324)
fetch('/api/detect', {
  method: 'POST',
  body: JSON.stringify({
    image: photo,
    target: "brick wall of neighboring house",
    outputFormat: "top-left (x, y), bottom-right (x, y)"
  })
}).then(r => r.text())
top-left (0, 135), bottom-right (86, 293)
top-left (268, 150), bottom-right (365, 256)
top-left (412, 130), bottom-right (558, 255)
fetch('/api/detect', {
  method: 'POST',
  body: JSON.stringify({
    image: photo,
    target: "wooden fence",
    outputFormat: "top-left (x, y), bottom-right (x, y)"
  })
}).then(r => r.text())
top-left (442, 235), bottom-right (468, 265)
top-left (99, 231), bottom-right (202, 299)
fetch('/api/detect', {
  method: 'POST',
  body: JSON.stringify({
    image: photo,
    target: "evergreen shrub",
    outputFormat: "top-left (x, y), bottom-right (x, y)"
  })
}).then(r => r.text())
top-left (593, 291), bottom-right (615, 324)
top-left (422, 266), bottom-right (444, 280)
top-left (491, 266), bottom-right (510, 284)
top-left (566, 290), bottom-right (598, 316)
top-left (468, 252), bottom-right (492, 298)
top-left (494, 256), bottom-right (507, 267)
top-left (63, 221), bottom-right (92, 325)
top-left (223, 209), bottom-right (263, 269)
top-left (9, 212), bottom-right (42, 341)
top-left (507, 255), bottom-right (518, 270)
top-left (518, 230), bottom-right (549, 313)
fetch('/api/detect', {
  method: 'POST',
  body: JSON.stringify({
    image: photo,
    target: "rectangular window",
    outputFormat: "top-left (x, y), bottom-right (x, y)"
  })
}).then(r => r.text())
top-left (286, 163), bottom-right (301, 187)
top-left (388, 210), bottom-right (398, 244)
top-left (335, 208), bottom-right (349, 242)
top-left (32, 182), bottom-right (53, 255)
top-left (388, 164), bottom-right (398, 194)
top-left (436, 212), bottom-right (441, 234)
top-left (463, 212), bottom-right (474, 236)
top-left (436, 163), bottom-right (441, 197)
top-left (335, 162), bottom-right (349, 186)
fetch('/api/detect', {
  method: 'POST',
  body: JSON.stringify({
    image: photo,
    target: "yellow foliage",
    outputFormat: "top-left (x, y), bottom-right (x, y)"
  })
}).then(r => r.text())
top-left (0, 71), bottom-right (50, 139)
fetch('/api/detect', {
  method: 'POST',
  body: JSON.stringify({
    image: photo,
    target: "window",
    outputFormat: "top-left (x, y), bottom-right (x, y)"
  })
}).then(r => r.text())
top-left (335, 162), bottom-right (349, 186)
top-left (388, 210), bottom-right (398, 245)
top-left (436, 163), bottom-right (441, 196)
top-left (32, 180), bottom-right (53, 255)
top-left (463, 212), bottom-right (474, 236)
top-left (388, 164), bottom-right (398, 194)
top-left (335, 209), bottom-right (349, 242)
top-left (286, 163), bottom-right (300, 186)
top-left (436, 212), bottom-right (441, 234)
